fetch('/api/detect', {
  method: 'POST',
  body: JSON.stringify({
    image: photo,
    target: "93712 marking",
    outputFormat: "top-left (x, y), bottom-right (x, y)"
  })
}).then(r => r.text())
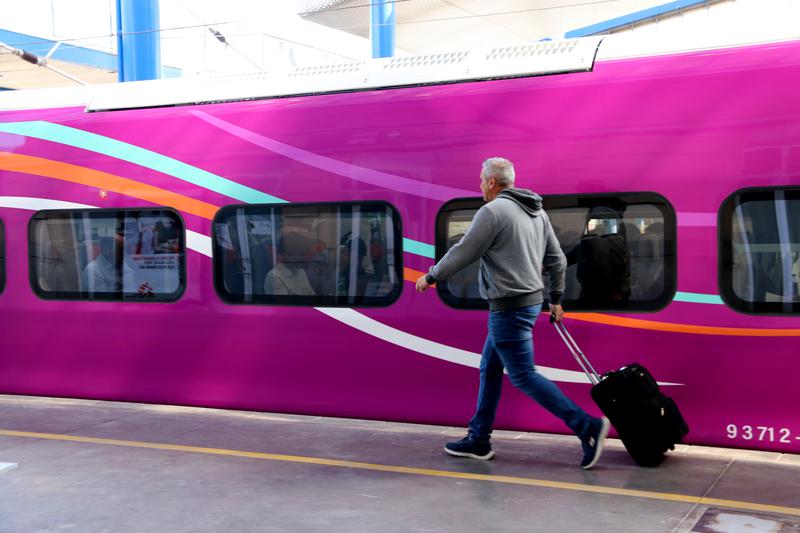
top-left (726, 425), bottom-right (797, 444)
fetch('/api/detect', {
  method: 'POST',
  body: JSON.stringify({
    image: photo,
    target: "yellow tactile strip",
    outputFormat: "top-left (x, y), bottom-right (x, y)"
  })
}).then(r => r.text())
top-left (1, 429), bottom-right (799, 518)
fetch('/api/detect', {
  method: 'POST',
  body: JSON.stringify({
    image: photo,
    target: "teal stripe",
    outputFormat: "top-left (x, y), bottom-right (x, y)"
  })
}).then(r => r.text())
top-left (0, 121), bottom-right (284, 204)
top-left (403, 238), bottom-right (435, 259)
top-left (0, 120), bottom-right (439, 259)
top-left (0, 123), bottom-right (746, 300)
top-left (674, 291), bottom-right (724, 305)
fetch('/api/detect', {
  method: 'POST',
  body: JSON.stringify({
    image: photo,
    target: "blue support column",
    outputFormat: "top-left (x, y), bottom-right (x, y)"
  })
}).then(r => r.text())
top-left (565, 0), bottom-right (714, 38)
top-left (116, 0), bottom-right (161, 82)
top-left (370, 0), bottom-right (395, 58)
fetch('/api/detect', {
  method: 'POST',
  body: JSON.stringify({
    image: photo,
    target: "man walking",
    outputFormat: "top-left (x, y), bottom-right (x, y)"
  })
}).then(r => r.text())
top-left (416, 157), bottom-right (609, 469)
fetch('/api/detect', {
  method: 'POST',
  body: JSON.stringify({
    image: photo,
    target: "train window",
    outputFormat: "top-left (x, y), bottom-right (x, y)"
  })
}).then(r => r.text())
top-left (29, 208), bottom-right (186, 301)
top-left (0, 219), bottom-right (5, 294)
top-left (436, 193), bottom-right (676, 311)
top-left (435, 198), bottom-right (485, 309)
top-left (212, 202), bottom-right (403, 307)
top-left (720, 187), bottom-right (800, 314)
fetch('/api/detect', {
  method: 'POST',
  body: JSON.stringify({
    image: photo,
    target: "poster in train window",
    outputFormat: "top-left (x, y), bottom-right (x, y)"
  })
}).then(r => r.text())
top-left (29, 209), bottom-right (186, 301)
top-left (435, 193), bottom-right (676, 312)
top-left (720, 188), bottom-right (800, 314)
top-left (212, 202), bottom-right (403, 307)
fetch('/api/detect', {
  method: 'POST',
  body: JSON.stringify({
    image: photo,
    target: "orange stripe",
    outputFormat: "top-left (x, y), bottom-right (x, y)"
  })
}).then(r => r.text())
top-left (404, 269), bottom-right (800, 336)
top-left (566, 312), bottom-right (800, 336)
top-left (0, 152), bottom-right (219, 219)
top-left (1, 150), bottom-right (431, 287)
top-left (403, 267), bottom-right (437, 288)
top-left (4, 152), bottom-right (799, 337)
top-left (404, 267), bottom-right (425, 283)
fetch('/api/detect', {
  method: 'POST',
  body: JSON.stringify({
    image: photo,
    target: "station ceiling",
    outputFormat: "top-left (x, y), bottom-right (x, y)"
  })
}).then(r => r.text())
top-left (1, 1), bottom-right (719, 90)
top-left (298, 0), bottom-right (652, 52)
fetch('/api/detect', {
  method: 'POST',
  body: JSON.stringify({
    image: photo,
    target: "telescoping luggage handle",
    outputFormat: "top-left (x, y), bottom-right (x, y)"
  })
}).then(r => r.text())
top-left (551, 319), bottom-right (601, 386)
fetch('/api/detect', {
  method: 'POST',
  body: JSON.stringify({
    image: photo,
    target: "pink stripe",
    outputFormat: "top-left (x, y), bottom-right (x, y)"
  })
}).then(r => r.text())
top-left (191, 110), bottom-right (474, 201)
top-left (678, 212), bottom-right (716, 227)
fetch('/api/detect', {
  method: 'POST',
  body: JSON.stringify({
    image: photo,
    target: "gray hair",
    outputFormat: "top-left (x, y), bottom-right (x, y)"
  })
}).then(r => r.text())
top-left (481, 157), bottom-right (515, 188)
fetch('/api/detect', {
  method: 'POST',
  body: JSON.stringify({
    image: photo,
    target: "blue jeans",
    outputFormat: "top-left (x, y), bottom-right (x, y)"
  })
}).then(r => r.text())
top-left (467, 304), bottom-right (595, 443)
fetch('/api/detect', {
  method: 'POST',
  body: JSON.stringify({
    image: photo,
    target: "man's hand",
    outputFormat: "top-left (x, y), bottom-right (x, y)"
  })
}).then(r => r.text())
top-left (415, 275), bottom-right (431, 293)
top-left (550, 303), bottom-right (565, 323)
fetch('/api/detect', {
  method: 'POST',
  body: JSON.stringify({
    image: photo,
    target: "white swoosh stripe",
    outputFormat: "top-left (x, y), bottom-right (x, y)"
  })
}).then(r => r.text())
top-left (0, 196), bottom-right (212, 255)
top-left (0, 196), bottom-right (96, 210)
top-left (185, 230), bottom-right (213, 258)
top-left (315, 307), bottom-right (594, 383)
top-left (0, 195), bottom-right (641, 385)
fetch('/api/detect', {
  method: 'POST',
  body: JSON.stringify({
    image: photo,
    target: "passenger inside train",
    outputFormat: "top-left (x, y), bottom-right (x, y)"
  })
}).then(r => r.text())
top-left (570, 206), bottom-right (632, 308)
top-left (264, 232), bottom-right (317, 296)
top-left (81, 235), bottom-right (135, 294)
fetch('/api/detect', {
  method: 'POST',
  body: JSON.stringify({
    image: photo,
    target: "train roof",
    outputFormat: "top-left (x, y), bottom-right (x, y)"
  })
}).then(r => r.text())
top-left (1, 32), bottom-right (799, 113)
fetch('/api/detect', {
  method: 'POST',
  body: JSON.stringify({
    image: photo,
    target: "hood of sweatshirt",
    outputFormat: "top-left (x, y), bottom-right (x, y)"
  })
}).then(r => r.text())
top-left (497, 188), bottom-right (543, 217)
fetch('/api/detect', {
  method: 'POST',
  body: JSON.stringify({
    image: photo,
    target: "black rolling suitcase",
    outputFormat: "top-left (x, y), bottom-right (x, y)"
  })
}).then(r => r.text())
top-left (553, 320), bottom-right (689, 466)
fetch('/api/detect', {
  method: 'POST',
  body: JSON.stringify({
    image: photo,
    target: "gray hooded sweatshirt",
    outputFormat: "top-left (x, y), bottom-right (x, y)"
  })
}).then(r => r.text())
top-left (427, 188), bottom-right (566, 311)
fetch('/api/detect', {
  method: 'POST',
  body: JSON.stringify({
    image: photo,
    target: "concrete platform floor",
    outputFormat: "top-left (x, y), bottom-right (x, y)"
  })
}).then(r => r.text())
top-left (0, 395), bottom-right (798, 533)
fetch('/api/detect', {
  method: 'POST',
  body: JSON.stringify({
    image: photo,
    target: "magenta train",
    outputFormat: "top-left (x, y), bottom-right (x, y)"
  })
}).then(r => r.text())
top-left (1, 37), bottom-right (799, 454)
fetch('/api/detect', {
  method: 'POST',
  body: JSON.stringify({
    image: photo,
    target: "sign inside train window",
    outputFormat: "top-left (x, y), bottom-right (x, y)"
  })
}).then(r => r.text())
top-left (30, 208), bottom-right (186, 302)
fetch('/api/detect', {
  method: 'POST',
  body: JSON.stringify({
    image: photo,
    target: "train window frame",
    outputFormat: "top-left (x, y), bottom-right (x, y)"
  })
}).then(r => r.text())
top-left (435, 192), bottom-right (677, 312)
top-left (435, 197), bottom-right (487, 310)
top-left (28, 207), bottom-right (187, 302)
top-left (0, 218), bottom-right (5, 295)
top-left (719, 186), bottom-right (800, 315)
top-left (212, 200), bottom-right (404, 308)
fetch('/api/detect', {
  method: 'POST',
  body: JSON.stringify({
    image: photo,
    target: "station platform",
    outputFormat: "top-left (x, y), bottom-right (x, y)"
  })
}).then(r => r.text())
top-left (0, 395), bottom-right (798, 533)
